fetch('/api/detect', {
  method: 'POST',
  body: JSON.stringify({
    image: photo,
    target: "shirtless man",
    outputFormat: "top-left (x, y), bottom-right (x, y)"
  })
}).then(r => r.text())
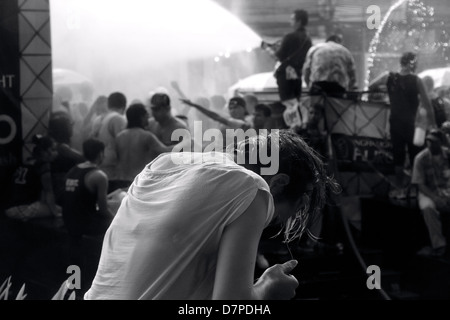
top-left (147, 93), bottom-right (190, 146)
top-left (115, 103), bottom-right (174, 186)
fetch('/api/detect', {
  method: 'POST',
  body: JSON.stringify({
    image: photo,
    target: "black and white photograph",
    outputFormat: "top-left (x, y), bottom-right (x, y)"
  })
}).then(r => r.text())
top-left (1, 0), bottom-right (450, 306)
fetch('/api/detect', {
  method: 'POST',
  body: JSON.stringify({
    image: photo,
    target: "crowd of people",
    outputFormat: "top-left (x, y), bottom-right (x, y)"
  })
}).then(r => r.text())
top-left (3, 7), bottom-right (450, 300)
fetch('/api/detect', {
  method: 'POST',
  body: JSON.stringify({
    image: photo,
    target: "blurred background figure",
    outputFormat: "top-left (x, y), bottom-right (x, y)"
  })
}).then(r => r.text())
top-left (82, 95), bottom-right (109, 142)
top-left (115, 103), bottom-right (173, 188)
top-left (5, 135), bottom-right (61, 222)
top-left (252, 103), bottom-right (272, 131)
top-left (412, 129), bottom-right (450, 257)
top-left (48, 112), bottom-right (86, 205)
top-left (96, 92), bottom-right (127, 193)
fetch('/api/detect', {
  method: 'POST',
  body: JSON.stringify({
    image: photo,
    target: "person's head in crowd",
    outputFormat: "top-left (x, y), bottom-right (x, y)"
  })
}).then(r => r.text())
top-left (126, 103), bottom-right (149, 129)
top-left (425, 129), bottom-right (444, 155)
top-left (91, 95), bottom-right (108, 116)
top-left (31, 134), bottom-right (58, 162)
top-left (253, 104), bottom-right (272, 130)
top-left (210, 95), bottom-right (227, 113)
top-left (150, 93), bottom-right (172, 124)
top-left (48, 112), bottom-right (74, 145)
top-left (243, 94), bottom-right (259, 115)
top-left (400, 52), bottom-right (418, 73)
top-left (108, 92), bottom-right (127, 115)
top-left (83, 138), bottom-right (105, 165)
top-left (229, 130), bottom-right (340, 242)
top-left (326, 34), bottom-right (343, 45)
top-left (291, 9), bottom-right (308, 29)
top-left (228, 96), bottom-right (248, 120)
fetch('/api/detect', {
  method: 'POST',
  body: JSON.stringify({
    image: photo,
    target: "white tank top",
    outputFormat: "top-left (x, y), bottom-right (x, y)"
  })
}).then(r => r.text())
top-left (84, 152), bottom-right (274, 300)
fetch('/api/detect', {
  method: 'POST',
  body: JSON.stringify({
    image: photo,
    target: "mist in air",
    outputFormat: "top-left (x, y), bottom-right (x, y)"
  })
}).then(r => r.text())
top-left (50, 0), bottom-right (265, 109)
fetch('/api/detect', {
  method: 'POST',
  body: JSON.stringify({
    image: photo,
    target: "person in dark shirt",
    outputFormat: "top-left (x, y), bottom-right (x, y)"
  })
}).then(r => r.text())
top-left (62, 138), bottom-right (113, 237)
top-left (62, 138), bottom-right (113, 293)
top-left (48, 112), bottom-right (86, 205)
top-left (371, 52), bottom-right (436, 191)
top-left (274, 9), bottom-right (312, 105)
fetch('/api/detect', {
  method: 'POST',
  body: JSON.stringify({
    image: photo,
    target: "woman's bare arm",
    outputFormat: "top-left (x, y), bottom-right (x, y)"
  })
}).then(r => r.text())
top-left (213, 189), bottom-right (298, 300)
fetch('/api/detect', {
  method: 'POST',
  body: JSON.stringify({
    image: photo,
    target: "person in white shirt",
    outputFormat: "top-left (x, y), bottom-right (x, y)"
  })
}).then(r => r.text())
top-left (84, 130), bottom-right (340, 300)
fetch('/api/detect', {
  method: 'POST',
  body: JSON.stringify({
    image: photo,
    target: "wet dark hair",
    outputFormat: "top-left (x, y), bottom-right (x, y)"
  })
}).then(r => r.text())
top-left (126, 103), bottom-right (149, 128)
top-left (108, 92), bottom-right (127, 110)
top-left (293, 9), bottom-right (309, 26)
top-left (254, 104), bottom-right (272, 117)
top-left (400, 52), bottom-right (417, 68)
top-left (83, 139), bottom-right (105, 162)
top-left (230, 130), bottom-right (341, 242)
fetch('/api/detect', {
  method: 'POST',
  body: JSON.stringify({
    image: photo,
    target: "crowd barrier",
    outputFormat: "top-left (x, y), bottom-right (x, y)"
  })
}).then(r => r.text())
top-left (305, 93), bottom-right (395, 198)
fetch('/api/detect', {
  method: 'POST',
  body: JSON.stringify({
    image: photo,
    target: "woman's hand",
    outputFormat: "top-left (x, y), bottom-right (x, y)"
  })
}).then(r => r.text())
top-left (253, 259), bottom-right (299, 300)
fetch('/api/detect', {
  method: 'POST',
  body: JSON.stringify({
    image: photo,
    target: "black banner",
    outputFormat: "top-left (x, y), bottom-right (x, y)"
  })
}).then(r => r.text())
top-left (0, 0), bottom-right (21, 208)
top-left (330, 133), bottom-right (394, 174)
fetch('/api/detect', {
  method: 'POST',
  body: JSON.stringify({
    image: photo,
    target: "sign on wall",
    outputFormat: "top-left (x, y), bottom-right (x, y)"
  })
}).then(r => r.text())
top-left (0, 0), bottom-right (52, 207)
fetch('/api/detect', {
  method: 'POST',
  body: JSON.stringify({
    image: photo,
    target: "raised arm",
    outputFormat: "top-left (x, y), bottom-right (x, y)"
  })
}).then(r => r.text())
top-left (417, 76), bottom-right (437, 128)
top-left (180, 98), bottom-right (231, 126)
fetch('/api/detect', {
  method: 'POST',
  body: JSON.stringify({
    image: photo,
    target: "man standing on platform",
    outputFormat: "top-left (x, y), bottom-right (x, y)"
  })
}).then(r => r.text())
top-left (274, 9), bottom-right (312, 109)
